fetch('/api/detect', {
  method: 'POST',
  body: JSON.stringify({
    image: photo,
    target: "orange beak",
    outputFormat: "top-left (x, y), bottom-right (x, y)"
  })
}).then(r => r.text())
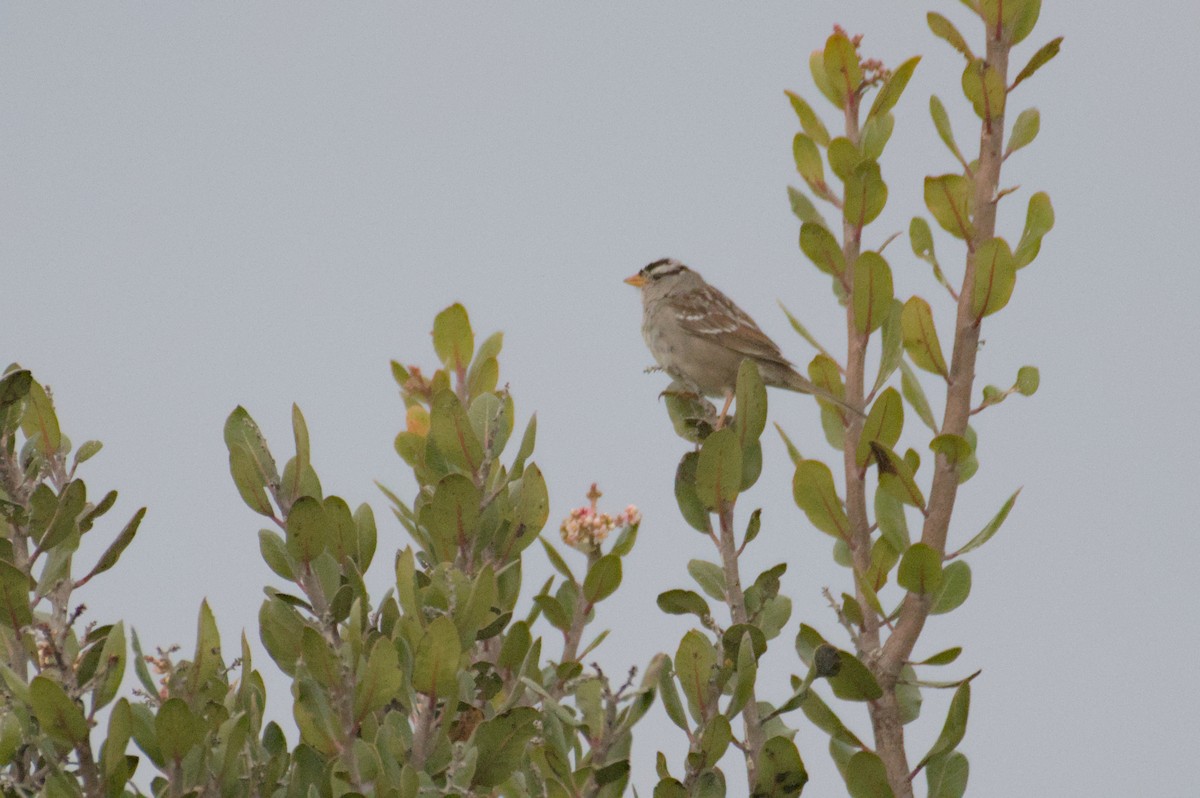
top-left (624, 273), bottom-right (646, 287)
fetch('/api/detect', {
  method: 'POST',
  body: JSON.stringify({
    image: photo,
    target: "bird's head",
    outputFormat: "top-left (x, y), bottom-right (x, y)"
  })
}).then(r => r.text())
top-left (624, 258), bottom-right (700, 298)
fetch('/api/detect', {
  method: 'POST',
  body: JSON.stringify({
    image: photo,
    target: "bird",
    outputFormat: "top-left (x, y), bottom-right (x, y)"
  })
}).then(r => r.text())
top-left (625, 258), bottom-right (862, 426)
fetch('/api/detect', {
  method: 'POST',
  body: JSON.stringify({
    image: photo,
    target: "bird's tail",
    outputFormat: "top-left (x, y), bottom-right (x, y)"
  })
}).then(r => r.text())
top-left (781, 369), bottom-right (867, 419)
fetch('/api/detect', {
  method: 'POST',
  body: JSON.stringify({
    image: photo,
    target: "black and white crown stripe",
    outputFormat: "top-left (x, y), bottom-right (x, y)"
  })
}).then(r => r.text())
top-left (641, 258), bottom-right (689, 279)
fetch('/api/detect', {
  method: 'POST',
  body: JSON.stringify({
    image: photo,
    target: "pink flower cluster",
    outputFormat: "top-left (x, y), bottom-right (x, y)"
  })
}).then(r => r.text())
top-left (559, 503), bottom-right (641, 552)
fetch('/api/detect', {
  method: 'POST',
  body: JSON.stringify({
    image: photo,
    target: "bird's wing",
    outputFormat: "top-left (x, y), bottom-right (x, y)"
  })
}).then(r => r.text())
top-left (673, 285), bottom-right (793, 368)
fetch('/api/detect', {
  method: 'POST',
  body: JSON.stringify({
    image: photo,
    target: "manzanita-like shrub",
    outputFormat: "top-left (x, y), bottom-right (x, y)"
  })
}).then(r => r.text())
top-left (0, 3), bottom-right (1056, 796)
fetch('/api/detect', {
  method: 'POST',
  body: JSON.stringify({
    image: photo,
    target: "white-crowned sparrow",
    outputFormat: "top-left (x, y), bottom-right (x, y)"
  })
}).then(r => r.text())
top-left (625, 258), bottom-right (862, 423)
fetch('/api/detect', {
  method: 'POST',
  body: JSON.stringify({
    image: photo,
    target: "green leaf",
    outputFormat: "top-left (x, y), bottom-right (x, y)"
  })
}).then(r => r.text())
top-left (31, 676), bottom-right (88, 744)
top-left (873, 300), bottom-right (904, 393)
top-left (828, 651), bottom-right (882, 701)
top-left (292, 672), bottom-right (340, 753)
top-left (735, 359), bottom-right (768, 446)
top-left (1015, 191), bottom-right (1055, 268)
top-left (258, 597), bottom-right (305, 675)
top-left (699, 713), bottom-right (732, 768)
top-left (466, 394), bottom-right (506, 458)
top-left (258, 529), bottom-right (294, 581)
top-left (741, 508), bottom-right (763, 550)
top-left (856, 388), bottom-right (904, 467)
top-left (910, 217), bottom-right (934, 260)
top-left (73, 439), bottom-right (103, 466)
top-left (823, 31), bottom-right (863, 109)
top-left (1010, 0), bottom-right (1043, 44)
top-left (785, 90), bottom-right (831, 146)
top-left (800, 222), bottom-right (846, 276)
top-left (980, 0), bottom-right (1028, 37)
top-left (961, 58), bottom-right (1006, 124)
top-left (470, 707), bottom-right (539, 789)
top-left (919, 681), bottom-right (971, 768)
top-left (875, 489), bottom-right (910, 552)
top-left (844, 160), bottom-right (887, 227)
top-left (474, 329), bottom-right (505, 367)
top-left (1007, 108), bottom-right (1040, 156)
top-left (583, 555), bottom-right (621, 604)
top-left (774, 422), bottom-right (804, 466)
top-left (223, 406), bottom-right (280, 493)
top-left (861, 111), bottom-right (895, 160)
top-left (511, 462), bottom-right (549, 544)
top-left (657, 589), bottom-right (710, 619)
top-left (931, 561), bottom-right (972, 615)
top-left (694, 428), bottom-right (742, 511)
top-left (827, 137), bottom-right (862, 181)
top-left (687, 559), bottom-right (726, 603)
top-left (902, 297), bottom-right (949, 377)
top-left (796, 687), bottom-right (864, 747)
top-left (0, 559), bottom-right (31, 630)
top-left (428, 389), bottom-right (484, 475)
top-left (728, 634), bottom-right (757, 717)
top-left (1016, 366), bottom-right (1040, 396)
top-left (129, 629), bottom-right (159, 697)
top-left (656, 655), bottom-right (689, 732)
top-left (230, 443), bottom-right (274, 517)
top-left (355, 639), bottom-right (404, 720)
top-left (420, 474), bottom-right (481, 563)
top-left (90, 614), bottom-right (126, 710)
top-left (288, 404), bottom-right (311, 503)
top-left (787, 186), bottom-right (829, 229)
top-left (846, 750), bottom-right (895, 798)
top-left (20, 380), bottom-right (61, 456)
top-left (899, 361), bottom-right (938, 432)
top-left (1011, 37), bottom-right (1063, 91)
top-left (189, 600), bottom-right (222, 693)
top-left (929, 96), bottom-right (965, 163)
top-left (285, 496), bottom-right (329, 563)
top-left (897, 664), bottom-right (923, 725)
top-left (103, 699), bottom-right (133, 793)
top-left (533, 594), bottom-right (569, 632)
top-left (754, 736), bottom-right (808, 797)
top-left (930, 435), bottom-right (973, 477)
top-left (497, 620), bottom-right (531, 672)
top-left (792, 460), bottom-right (849, 540)
top-left (675, 452), bottom-right (711, 533)
top-left (852, 251), bottom-right (893, 334)
top-left (540, 538), bottom-right (575, 583)
top-left (927, 13), bottom-right (974, 59)
top-left (432, 303), bottom-right (474, 371)
top-left (655, 778), bottom-right (688, 798)
top-left (809, 49), bottom-right (843, 109)
top-left (918, 647), bottom-right (963, 666)
top-left (157, 698), bottom-right (206, 763)
top-left (674, 630), bottom-right (716, 724)
top-left (413, 616), bottom-right (462, 698)
top-left (323, 495), bottom-right (358, 564)
top-left (0, 369), bottom-right (32, 411)
top-left (868, 56), bottom-right (920, 122)
top-left (511, 413), bottom-right (537, 477)
top-left (299, 626), bottom-right (337, 688)
top-left (927, 750), bottom-right (970, 798)
top-left (79, 506), bottom-right (143, 588)
top-left (40, 479), bottom-right (85, 549)
top-left (972, 237), bottom-right (1017, 319)
top-left (792, 133), bottom-right (825, 188)
top-left (924, 174), bottom-right (973, 240)
top-left (950, 484), bottom-right (1017, 554)
top-left (898, 543), bottom-right (942, 594)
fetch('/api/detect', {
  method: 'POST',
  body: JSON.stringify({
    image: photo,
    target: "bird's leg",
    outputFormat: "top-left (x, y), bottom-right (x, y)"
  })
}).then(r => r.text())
top-left (715, 390), bottom-right (734, 430)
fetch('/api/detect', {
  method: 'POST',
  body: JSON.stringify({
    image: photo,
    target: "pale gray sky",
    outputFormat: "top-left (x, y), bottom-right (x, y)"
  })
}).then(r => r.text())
top-left (3, 2), bottom-right (1196, 795)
